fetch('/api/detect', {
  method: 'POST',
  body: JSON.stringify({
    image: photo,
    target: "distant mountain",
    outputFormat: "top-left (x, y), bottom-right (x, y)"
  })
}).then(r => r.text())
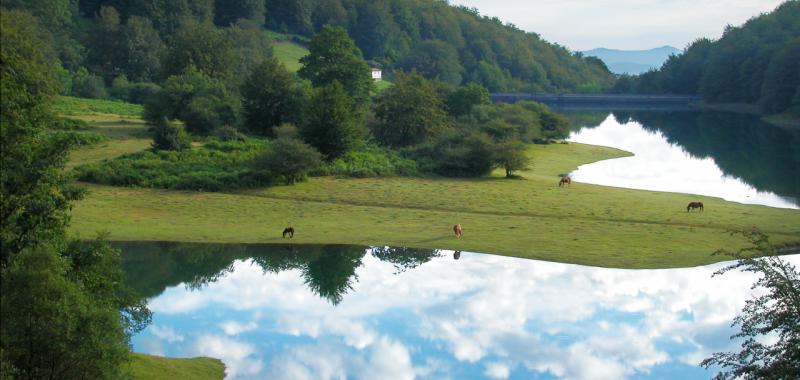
top-left (582, 46), bottom-right (682, 75)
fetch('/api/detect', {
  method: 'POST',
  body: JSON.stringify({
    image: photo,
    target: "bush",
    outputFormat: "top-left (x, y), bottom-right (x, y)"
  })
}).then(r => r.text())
top-left (73, 69), bottom-right (108, 99)
top-left (75, 137), bottom-right (271, 190)
top-left (317, 145), bottom-right (419, 178)
top-left (253, 138), bottom-right (322, 185)
top-left (151, 118), bottom-right (191, 151)
top-left (408, 131), bottom-right (496, 177)
top-left (212, 125), bottom-right (245, 141)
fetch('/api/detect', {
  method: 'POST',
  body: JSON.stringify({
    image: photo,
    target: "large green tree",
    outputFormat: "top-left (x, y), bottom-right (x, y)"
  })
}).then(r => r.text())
top-left (301, 81), bottom-right (362, 159)
top-left (241, 58), bottom-right (294, 136)
top-left (372, 70), bottom-right (450, 147)
top-left (160, 20), bottom-right (237, 80)
top-left (298, 25), bottom-right (373, 109)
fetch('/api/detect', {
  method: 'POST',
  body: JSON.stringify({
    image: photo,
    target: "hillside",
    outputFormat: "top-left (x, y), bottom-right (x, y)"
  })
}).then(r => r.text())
top-left (583, 46), bottom-right (681, 74)
top-left (617, 1), bottom-right (800, 116)
top-left (2, 0), bottom-right (614, 96)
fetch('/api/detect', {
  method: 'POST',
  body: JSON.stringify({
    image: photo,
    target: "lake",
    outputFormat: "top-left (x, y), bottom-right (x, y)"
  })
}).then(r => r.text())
top-left (565, 110), bottom-right (800, 209)
top-left (122, 242), bottom-right (797, 379)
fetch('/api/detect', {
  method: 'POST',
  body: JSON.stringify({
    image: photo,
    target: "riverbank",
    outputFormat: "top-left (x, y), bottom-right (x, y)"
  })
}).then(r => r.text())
top-left (62, 97), bottom-right (800, 269)
top-left (698, 102), bottom-right (800, 129)
top-left (129, 353), bottom-right (224, 380)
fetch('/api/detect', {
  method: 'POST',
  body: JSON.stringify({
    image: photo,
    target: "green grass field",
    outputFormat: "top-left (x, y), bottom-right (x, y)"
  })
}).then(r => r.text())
top-left (128, 353), bottom-right (224, 380)
top-left (273, 41), bottom-right (308, 72)
top-left (63, 97), bottom-right (800, 269)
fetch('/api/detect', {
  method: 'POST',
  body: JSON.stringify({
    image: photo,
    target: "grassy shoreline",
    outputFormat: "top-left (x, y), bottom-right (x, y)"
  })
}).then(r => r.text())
top-left (128, 353), bottom-right (224, 380)
top-left (62, 97), bottom-right (800, 269)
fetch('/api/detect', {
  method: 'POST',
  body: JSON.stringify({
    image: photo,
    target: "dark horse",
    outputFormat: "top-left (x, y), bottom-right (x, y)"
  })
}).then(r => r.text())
top-left (282, 226), bottom-right (295, 238)
top-left (558, 175), bottom-right (571, 187)
top-left (687, 202), bottom-right (704, 212)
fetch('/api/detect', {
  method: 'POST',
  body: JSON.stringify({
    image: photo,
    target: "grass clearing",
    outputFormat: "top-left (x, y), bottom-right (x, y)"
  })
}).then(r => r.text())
top-left (273, 41), bottom-right (308, 72)
top-left (54, 96), bottom-right (144, 119)
top-left (128, 353), bottom-right (224, 380)
top-left (69, 142), bottom-right (800, 269)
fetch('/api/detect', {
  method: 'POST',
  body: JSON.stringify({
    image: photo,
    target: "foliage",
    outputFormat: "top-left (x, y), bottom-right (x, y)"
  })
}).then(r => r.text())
top-left (214, 0), bottom-right (265, 26)
top-left (460, 101), bottom-right (569, 143)
top-left (301, 81), bottom-right (362, 159)
top-left (493, 140), bottom-right (531, 177)
top-left (701, 231), bottom-right (800, 379)
top-left (75, 138), bottom-right (272, 191)
top-left (298, 25), bottom-right (373, 109)
top-left (252, 138), bottom-right (322, 185)
top-left (225, 19), bottom-right (274, 80)
top-left (1, 9), bottom-right (77, 264)
top-left (72, 68), bottom-right (109, 99)
top-left (398, 40), bottom-right (464, 85)
top-left (445, 82), bottom-right (491, 117)
top-left (372, 70), bottom-right (450, 147)
top-left (144, 67), bottom-right (240, 134)
top-left (212, 125), bottom-right (246, 141)
top-left (151, 118), bottom-right (191, 151)
top-left (241, 58), bottom-right (295, 136)
top-left (409, 130), bottom-right (497, 177)
top-left (1, 12), bottom-right (150, 379)
top-left (317, 144), bottom-right (419, 178)
top-left (160, 20), bottom-right (237, 80)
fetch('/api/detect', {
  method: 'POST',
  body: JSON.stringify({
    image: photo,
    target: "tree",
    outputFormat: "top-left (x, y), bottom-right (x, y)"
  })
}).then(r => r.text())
top-left (253, 138), bottom-right (322, 185)
top-left (144, 67), bottom-right (240, 134)
top-left (241, 58), bottom-right (294, 136)
top-left (398, 40), bottom-right (464, 85)
top-left (225, 19), bottom-right (274, 80)
top-left (372, 70), bottom-right (450, 147)
top-left (701, 231), bottom-right (800, 379)
top-left (494, 140), bottom-right (530, 178)
top-left (446, 82), bottom-right (490, 117)
top-left (151, 118), bottom-right (191, 151)
top-left (298, 25), bottom-right (373, 110)
top-left (214, 0), bottom-right (265, 26)
top-left (119, 16), bottom-right (164, 82)
top-left (301, 81), bottom-right (362, 159)
top-left (160, 20), bottom-right (237, 80)
top-left (0, 9), bottom-right (76, 264)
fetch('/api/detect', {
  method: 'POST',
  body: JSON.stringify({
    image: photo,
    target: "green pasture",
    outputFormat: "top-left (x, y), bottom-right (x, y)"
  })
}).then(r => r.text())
top-left (128, 353), bottom-right (224, 380)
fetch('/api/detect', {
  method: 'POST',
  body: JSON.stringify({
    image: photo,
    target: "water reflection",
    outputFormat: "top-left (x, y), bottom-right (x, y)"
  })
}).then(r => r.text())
top-left (568, 111), bottom-right (799, 209)
top-left (122, 242), bottom-right (799, 379)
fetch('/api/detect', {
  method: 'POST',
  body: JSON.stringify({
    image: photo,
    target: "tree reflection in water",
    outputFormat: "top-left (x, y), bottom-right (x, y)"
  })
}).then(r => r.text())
top-left (119, 242), bottom-right (443, 306)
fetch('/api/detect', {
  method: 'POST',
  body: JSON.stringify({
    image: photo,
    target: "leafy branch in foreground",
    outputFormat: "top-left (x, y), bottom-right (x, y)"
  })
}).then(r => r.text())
top-left (701, 230), bottom-right (800, 379)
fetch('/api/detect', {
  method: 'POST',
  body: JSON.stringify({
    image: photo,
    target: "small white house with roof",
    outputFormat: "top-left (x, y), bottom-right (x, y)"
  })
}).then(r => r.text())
top-left (371, 68), bottom-right (382, 82)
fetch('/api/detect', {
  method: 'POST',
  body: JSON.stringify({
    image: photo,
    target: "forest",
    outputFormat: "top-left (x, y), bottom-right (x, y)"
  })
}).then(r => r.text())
top-left (613, 1), bottom-right (800, 116)
top-left (3, 0), bottom-right (614, 97)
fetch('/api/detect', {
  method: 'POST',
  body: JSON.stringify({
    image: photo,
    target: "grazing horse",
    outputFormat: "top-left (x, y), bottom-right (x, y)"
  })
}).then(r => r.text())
top-left (558, 176), bottom-right (572, 187)
top-left (282, 226), bottom-right (295, 238)
top-left (453, 224), bottom-right (463, 238)
top-left (686, 202), bottom-right (704, 212)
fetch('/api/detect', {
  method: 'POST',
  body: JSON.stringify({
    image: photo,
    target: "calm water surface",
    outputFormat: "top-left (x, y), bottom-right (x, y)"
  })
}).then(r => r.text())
top-left (122, 242), bottom-right (798, 380)
top-left (567, 111), bottom-right (799, 209)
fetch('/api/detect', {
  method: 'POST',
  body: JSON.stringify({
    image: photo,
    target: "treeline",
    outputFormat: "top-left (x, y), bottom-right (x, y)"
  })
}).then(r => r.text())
top-left (612, 1), bottom-right (800, 115)
top-left (3, 0), bottom-right (613, 97)
top-left (75, 25), bottom-right (570, 190)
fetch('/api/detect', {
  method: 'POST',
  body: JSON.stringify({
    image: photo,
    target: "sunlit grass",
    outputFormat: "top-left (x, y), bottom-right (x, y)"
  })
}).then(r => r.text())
top-left (127, 353), bottom-right (224, 380)
top-left (273, 41), bottom-right (308, 72)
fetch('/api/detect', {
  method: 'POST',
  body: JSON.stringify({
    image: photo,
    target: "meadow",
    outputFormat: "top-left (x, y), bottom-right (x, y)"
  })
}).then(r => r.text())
top-left (63, 97), bottom-right (800, 269)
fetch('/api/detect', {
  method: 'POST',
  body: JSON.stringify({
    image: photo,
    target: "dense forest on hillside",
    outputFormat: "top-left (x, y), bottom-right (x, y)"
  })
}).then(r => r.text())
top-left (614, 1), bottom-right (800, 116)
top-left (2, 0), bottom-right (613, 95)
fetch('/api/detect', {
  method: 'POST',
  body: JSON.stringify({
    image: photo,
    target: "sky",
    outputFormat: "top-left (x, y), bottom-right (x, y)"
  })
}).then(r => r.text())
top-left (448, 0), bottom-right (785, 51)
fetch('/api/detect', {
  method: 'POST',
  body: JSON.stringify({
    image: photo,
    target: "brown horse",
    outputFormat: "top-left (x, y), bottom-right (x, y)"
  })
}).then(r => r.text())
top-left (453, 224), bottom-right (463, 237)
top-left (687, 202), bottom-right (704, 212)
top-left (282, 226), bottom-right (295, 238)
top-left (558, 176), bottom-right (571, 187)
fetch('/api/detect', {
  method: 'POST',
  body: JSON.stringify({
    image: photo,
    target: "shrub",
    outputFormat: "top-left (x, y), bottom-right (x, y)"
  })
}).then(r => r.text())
top-left (408, 131), bottom-right (496, 177)
top-left (151, 118), bottom-right (191, 151)
top-left (318, 145), bottom-right (419, 178)
top-left (75, 138), bottom-right (271, 191)
top-left (253, 138), bottom-right (322, 185)
top-left (73, 69), bottom-right (108, 99)
top-left (212, 125), bottom-right (245, 141)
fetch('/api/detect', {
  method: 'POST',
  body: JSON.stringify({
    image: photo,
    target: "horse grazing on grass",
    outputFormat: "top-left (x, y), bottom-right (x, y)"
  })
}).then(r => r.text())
top-left (453, 224), bottom-right (463, 238)
top-left (686, 202), bottom-right (704, 212)
top-left (282, 226), bottom-right (295, 238)
top-left (558, 176), bottom-right (572, 187)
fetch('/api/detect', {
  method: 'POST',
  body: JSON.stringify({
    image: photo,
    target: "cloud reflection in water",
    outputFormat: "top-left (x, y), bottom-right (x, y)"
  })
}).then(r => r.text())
top-left (131, 247), bottom-right (799, 379)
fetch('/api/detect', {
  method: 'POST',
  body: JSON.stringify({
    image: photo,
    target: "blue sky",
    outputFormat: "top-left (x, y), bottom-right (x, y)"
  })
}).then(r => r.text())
top-left (449, 0), bottom-right (785, 51)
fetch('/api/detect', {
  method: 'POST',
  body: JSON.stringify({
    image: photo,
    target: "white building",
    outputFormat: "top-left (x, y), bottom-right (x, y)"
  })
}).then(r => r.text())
top-left (371, 68), bottom-right (382, 82)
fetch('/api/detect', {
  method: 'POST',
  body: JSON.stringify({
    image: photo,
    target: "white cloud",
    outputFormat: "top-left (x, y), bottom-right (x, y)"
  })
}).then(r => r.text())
top-left (190, 334), bottom-right (263, 379)
top-left (219, 320), bottom-right (258, 336)
top-left (149, 325), bottom-right (184, 343)
top-left (485, 362), bottom-right (511, 379)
